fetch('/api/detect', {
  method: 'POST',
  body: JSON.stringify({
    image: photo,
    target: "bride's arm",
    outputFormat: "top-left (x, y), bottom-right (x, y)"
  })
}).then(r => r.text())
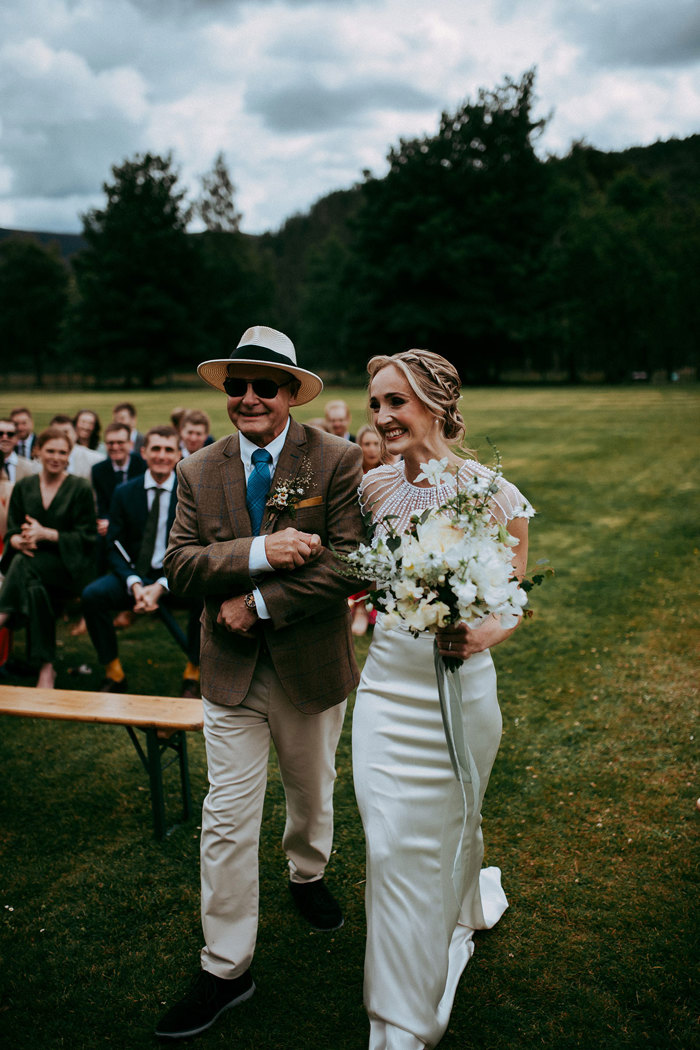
top-left (436, 515), bottom-right (529, 660)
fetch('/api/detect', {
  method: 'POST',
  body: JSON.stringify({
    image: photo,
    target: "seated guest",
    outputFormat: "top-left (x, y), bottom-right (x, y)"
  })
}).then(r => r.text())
top-left (112, 401), bottom-right (144, 456)
top-left (0, 417), bottom-right (38, 483)
top-left (0, 427), bottom-right (96, 688)
top-left (349, 424), bottom-right (384, 637)
top-left (306, 416), bottom-right (331, 432)
top-left (0, 446), bottom-right (11, 539)
top-left (10, 407), bottom-right (36, 460)
top-left (170, 407), bottom-right (186, 431)
top-left (324, 399), bottom-right (354, 441)
top-left (0, 447), bottom-right (11, 670)
top-left (73, 409), bottom-right (105, 455)
top-left (82, 426), bottom-right (201, 697)
top-left (0, 421), bottom-right (23, 540)
top-left (92, 423), bottom-right (147, 540)
top-left (0, 420), bottom-right (38, 663)
top-left (0, 418), bottom-right (20, 486)
top-left (178, 409), bottom-right (212, 457)
top-left (50, 415), bottom-right (104, 479)
top-left (355, 424), bottom-right (383, 473)
top-left (91, 421), bottom-right (147, 583)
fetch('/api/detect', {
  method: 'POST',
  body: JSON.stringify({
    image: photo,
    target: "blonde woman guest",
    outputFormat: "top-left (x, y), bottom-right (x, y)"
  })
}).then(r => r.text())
top-left (349, 425), bottom-right (383, 636)
top-left (0, 427), bottom-right (96, 688)
top-left (353, 349), bottom-right (533, 1050)
top-left (50, 415), bottom-right (104, 479)
top-left (356, 424), bottom-right (383, 472)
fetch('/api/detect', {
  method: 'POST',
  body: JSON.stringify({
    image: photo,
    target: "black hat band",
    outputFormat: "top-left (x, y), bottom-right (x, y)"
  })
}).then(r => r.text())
top-left (228, 345), bottom-right (294, 367)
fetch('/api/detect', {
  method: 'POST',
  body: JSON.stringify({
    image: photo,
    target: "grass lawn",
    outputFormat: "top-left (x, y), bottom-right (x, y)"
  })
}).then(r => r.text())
top-left (0, 385), bottom-right (698, 1049)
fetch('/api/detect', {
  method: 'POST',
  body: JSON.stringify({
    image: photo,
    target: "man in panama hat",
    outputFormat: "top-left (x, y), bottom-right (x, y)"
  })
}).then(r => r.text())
top-left (157, 326), bottom-right (366, 1040)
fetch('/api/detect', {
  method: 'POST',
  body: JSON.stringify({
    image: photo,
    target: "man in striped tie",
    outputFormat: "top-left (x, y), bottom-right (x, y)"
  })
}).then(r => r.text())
top-left (10, 407), bottom-right (35, 461)
top-left (158, 326), bottom-right (366, 1041)
top-left (82, 426), bottom-right (200, 696)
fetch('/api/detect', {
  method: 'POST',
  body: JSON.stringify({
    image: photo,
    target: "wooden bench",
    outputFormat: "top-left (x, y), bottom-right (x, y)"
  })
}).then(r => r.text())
top-left (0, 685), bottom-right (204, 839)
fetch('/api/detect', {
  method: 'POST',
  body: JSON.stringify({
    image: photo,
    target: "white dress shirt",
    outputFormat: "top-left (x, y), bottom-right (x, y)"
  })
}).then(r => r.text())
top-left (3, 451), bottom-right (18, 484)
top-left (126, 470), bottom-right (176, 593)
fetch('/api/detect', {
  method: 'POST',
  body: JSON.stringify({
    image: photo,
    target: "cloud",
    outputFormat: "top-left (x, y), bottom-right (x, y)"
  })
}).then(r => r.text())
top-left (0, 0), bottom-right (698, 234)
top-left (247, 76), bottom-right (437, 132)
top-left (556, 0), bottom-right (700, 68)
top-left (0, 36), bottom-right (148, 197)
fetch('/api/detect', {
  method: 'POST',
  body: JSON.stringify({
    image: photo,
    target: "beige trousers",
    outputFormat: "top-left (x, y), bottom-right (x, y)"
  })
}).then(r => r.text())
top-left (200, 653), bottom-right (346, 979)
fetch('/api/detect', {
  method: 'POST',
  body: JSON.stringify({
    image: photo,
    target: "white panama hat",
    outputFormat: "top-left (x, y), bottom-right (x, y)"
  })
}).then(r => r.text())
top-left (197, 325), bottom-right (324, 406)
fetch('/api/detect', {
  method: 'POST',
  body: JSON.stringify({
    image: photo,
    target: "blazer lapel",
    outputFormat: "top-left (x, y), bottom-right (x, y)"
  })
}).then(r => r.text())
top-left (262, 418), bottom-right (308, 534)
top-left (220, 432), bottom-right (252, 536)
top-left (166, 478), bottom-right (178, 534)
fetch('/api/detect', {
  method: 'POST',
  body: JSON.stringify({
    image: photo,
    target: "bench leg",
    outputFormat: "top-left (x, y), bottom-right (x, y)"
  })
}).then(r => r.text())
top-left (145, 728), bottom-right (167, 839)
top-left (125, 726), bottom-right (194, 839)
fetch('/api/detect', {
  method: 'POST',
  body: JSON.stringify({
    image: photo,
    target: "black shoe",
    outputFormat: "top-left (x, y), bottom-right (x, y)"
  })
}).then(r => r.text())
top-left (155, 969), bottom-right (255, 1041)
top-left (99, 676), bottom-right (128, 693)
top-left (288, 878), bottom-right (344, 931)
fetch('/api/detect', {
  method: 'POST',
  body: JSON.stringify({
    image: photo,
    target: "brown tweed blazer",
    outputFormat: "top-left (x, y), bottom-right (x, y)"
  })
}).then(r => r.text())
top-left (163, 418), bottom-right (366, 713)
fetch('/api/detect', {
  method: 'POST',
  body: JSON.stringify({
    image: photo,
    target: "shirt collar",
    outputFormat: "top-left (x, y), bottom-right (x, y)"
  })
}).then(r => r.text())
top-left (144, 469), bottom-right (175, 492)
top-left (239, 418), bottom-right (290, 474)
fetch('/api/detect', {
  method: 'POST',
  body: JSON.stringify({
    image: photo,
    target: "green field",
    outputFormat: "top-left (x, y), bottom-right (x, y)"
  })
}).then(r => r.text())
top-left (1, 385), bottom-right (698, 1049)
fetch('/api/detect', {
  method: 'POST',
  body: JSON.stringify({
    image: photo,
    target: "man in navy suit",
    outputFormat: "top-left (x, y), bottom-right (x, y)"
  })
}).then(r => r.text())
top-left (10, 406), bottom-right (36, 460)
top-left (82, 425), bottom-right (201, 697)
top-left (91, 421), bottom-right (147, 572)
top-left (92, 422), bottom-right (147, 522)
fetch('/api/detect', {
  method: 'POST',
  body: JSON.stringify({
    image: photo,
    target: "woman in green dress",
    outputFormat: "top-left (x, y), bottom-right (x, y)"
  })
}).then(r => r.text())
top-left (0, 427), bottom-right (96, 688)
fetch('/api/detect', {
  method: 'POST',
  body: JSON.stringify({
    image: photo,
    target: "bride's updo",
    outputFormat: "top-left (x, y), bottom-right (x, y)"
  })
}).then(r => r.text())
top-left (367, 349), bottom-right (466, 443)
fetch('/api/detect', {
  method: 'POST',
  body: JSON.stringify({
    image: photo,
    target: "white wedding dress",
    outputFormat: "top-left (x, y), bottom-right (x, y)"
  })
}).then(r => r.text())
top-left (353, 460), bottom-right (533, 1050)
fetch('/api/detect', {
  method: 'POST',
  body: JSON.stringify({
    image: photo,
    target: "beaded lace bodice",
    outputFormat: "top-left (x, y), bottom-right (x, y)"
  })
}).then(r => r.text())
top-left (359, 459), bottom-right (533, 535)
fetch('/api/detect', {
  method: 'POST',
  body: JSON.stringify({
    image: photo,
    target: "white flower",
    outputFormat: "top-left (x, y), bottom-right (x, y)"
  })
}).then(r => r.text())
top-left (394, 578), bottom-right (425, 601)
top-left (415, 513), bottom-right (461, 553)
top-left (413, 458), bottom-right (453, 487)
top-left (400, 596), bottom-right (442, 632)
top-left (451, 578), bottom-right (478, 608)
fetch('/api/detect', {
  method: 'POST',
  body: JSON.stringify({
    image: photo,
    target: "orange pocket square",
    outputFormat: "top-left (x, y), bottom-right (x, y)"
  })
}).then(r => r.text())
top-left (295, 495), bottom-right (323, 509)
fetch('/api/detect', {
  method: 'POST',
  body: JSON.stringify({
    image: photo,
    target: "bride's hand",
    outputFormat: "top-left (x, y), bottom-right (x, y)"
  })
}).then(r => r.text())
top-left (437, 614), bottom-right (520, 660)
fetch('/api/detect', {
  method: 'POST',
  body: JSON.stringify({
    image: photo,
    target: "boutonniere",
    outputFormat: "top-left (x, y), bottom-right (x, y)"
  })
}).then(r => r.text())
top-left (266, 459), bottom-right (314, 519)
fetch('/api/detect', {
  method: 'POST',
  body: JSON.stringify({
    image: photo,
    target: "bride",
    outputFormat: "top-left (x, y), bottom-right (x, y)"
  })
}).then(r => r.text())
top-left (353, 349), bottom-right (533, 1050)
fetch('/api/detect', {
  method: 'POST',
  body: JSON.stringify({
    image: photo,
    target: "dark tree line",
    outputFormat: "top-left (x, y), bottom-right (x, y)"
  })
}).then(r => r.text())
top-left (1, 72), bottom-right (698, 386)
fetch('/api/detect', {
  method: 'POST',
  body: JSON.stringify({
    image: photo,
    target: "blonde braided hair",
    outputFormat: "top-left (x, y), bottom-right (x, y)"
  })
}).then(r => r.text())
top-left (367, 349), bottom-right (469, 448)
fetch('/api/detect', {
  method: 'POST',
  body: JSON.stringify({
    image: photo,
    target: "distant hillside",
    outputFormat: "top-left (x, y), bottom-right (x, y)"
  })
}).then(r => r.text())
top-left (549, 134), bottom-right (700, 205)
top-left (0, 227), bottom-right (86, 259)
top-left (2, 132), bottom-right (697, 269)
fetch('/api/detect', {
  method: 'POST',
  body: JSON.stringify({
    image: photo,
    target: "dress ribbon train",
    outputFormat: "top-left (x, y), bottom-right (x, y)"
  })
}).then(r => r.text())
top-left (353, 620), bottom-right (508, 1050)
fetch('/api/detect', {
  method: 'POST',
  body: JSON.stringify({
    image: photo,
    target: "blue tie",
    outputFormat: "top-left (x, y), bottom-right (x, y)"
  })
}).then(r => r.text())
top-left (247, 448), bottom-right (272, 534)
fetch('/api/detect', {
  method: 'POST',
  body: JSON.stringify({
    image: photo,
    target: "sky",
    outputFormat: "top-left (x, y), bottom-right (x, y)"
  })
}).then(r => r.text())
top-left (0, 0), bottom-right (698, 236)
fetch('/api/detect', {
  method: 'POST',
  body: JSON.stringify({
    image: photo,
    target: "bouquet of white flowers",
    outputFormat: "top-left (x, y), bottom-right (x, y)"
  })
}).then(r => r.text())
top-left (344, 456), bottom-right (536, 652)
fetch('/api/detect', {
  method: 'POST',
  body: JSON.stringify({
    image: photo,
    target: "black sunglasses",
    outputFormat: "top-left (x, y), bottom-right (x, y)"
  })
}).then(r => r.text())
top-left (0, 429), bottom-right (16, 438)
top-left (223, 377), bottom-right (292, 399)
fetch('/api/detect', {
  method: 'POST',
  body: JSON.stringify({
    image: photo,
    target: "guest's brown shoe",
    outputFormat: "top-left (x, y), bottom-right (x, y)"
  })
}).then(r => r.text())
top-left (99, 677), bottom-right (128, 693)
